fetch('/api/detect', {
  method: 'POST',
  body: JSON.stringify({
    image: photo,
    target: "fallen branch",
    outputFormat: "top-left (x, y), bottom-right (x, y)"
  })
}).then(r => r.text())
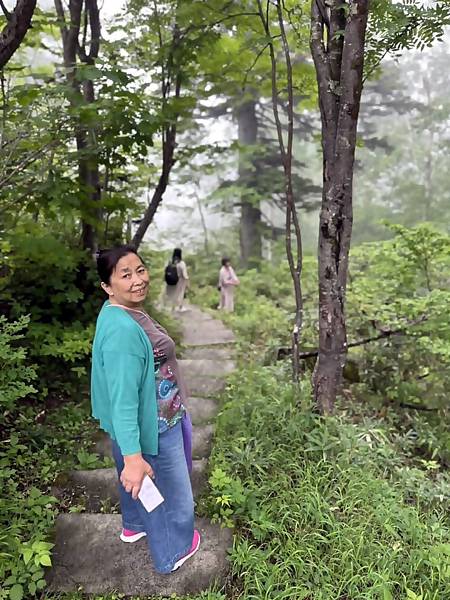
top-left (277, 315), bottom-right (428, 360)
top-left (398, 402), bottom-right (439, 412)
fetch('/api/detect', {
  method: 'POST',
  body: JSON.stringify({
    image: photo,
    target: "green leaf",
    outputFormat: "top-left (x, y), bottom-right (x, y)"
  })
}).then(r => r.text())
top-left (39, 554), bottom-right (52, 567)
top-left (16, 88), bottom-right (40, 107)
top-left (22, 548), bottom-right (33, 565)
top-left (33, 541), bottom-right (53, 552)
top-left (9, 584), bottom-right (24, 600)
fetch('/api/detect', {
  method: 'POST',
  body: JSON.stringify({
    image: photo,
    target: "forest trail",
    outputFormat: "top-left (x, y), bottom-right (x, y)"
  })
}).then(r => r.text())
top-left (48, 304), bottom-right (235, 596)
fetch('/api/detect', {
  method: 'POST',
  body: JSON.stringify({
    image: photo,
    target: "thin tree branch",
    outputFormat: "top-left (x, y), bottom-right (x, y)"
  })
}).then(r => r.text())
top-left (86, 0), bottom-right (100, 60)
top-left (256, 0), bottom-right (285, 158)
top-left (0, 69), bottom-right (7, 147)
top-left (0, 0), bottom-right (11, 19)
top-left (82, 1), bottom-right (88, 54)
top-left (0, 0), bottom-right (37, 69)
top-left (256, 0), bottom-right (304, 381)
top-left (310, 0), bottom-right (335, 143)
top-left (276, 0), bottom-right (304, 381)
top-left (131, 21), bottom-right (183, 249)
top-left (54, 0), bottom-right (67, 40)
top-left (241, 41), bottom-right (270, 91)
top-left (0, 140), bottom-right (58, 188)
top-left (76, 0), bottom-right (101, 63)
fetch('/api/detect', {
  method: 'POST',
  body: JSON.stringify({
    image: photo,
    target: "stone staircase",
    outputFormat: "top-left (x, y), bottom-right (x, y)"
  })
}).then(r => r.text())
top-left (48, 304), bottom-right (235, 596)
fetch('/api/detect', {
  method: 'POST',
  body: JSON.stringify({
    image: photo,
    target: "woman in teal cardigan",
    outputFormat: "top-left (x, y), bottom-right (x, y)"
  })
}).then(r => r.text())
top-left (91, 246), bottom-right (200, 574)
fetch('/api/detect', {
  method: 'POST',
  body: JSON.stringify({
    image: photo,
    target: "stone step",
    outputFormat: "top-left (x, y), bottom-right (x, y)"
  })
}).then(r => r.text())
top-left (191, 457), bottom-right (209, 496)
top-left (187, 396), bottom-right (219, 425)
top-left (185, 375), bottom-right (226, 398)
top-left (60, 468), bottom-right (119, 513)
top-left (193, 424), bottom-right (215, 459)
top-left (47, 514), bottom-right (232, 596)
top-left (173, 305), bottom-right (228, 324)
top-left (178, 358), bottom-right (235, 378)
top-left (57, 458), bottom-right (209, 512)
top-left (182, 346), bottom-right (234, 361)
top-left (180, 319), bottom-right (235, 347)
top-left (175, 305), bottom-right (217, 322)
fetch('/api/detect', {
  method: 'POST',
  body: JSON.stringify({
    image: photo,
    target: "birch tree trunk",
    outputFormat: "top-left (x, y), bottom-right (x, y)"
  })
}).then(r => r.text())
top-left (310, 0), bottom-right (369, 413)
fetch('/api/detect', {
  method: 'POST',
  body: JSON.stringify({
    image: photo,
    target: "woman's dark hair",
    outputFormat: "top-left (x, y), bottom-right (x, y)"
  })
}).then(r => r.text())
top-left (172, 248), bottom-right (182, 263)
top-left (221, 257), bottom-right (231, 267)
top-left (96, 245), bottom-right (143, 284)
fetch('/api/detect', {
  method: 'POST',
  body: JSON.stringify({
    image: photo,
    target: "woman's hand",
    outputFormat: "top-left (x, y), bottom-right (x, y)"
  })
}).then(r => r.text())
top-left (120, 453), bottom-right (154, 499)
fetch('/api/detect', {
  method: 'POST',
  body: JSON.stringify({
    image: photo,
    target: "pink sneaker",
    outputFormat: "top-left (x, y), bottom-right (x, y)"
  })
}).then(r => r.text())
top-left (119, 529), bottom-right (147, 543)
top-left (172, 529), bottom-right (201, 572)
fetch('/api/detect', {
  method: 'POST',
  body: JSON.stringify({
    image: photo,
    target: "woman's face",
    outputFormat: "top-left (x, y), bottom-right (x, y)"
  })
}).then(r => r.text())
top-left (101, 253), bottom-right (149, 308)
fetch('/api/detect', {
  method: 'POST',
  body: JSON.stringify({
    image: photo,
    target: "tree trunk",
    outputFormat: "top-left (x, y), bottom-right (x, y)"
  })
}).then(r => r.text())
top-left (76, 127), bottom-right (101, 253)
top-left (310, 0), bottom-right (369, 413)
top-left (423, 74), bottom-right (432, 222)
top-left (237, 98), bottom-right (262, 269)
top-left (196, 195), bottom-right (209, 253)
top-left (54, 0), bottom-right (101, 254)
top-left (79, 79), bottom-right (101, 252)
top-left (0, 0), bottom-right (37, 69)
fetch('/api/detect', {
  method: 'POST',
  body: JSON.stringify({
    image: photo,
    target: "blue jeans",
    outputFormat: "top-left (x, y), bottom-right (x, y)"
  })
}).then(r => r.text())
top-left (112, 421), bottom-right (194, 574)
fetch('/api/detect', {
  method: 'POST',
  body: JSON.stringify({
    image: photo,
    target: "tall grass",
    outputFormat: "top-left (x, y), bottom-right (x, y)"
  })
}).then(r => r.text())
top-left (207, 366), bottom-right (450, 599)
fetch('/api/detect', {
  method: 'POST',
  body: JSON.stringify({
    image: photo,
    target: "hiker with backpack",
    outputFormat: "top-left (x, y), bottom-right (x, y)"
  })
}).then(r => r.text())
top-left (164, 248), bottom-right (189, 312)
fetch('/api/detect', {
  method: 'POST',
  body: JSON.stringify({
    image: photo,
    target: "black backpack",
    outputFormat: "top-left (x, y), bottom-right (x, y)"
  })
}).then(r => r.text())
top-left (164, 262), bottom-right (179, 285)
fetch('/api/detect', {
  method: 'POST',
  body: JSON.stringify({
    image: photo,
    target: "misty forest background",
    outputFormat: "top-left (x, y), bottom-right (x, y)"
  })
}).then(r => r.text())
top-left (1, 1), bottom-right (450, 599)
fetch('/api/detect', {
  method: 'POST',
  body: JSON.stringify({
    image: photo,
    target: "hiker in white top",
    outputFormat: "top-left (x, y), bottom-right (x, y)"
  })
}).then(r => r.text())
top-left (165, 248), bottom-right (189, 312)
top-left (218, 257), bottom-right (239, 312)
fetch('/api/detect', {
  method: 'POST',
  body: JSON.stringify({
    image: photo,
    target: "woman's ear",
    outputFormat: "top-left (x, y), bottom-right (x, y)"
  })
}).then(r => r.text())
top-left (101, 281), bottom-right (114, 296)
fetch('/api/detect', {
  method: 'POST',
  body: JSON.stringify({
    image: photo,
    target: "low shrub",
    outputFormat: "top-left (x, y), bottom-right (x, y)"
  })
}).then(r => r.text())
top-left (0, 315), bottom-right (37, 411)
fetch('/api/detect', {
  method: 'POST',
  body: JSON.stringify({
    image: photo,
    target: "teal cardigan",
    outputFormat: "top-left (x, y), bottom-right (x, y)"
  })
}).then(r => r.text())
top-left (91, 301), bottom-right (158, 456)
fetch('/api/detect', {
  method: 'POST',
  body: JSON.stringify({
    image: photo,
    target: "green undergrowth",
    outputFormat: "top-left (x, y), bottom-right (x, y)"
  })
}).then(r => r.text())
top-left (206, 365), bottom-right (450, 599)
top-left (0, 399), bottom-right (104, 600)
top-left (2, 226), bottom-right (449, 600)
top-left (48, 592), bottom-right (226, 600)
